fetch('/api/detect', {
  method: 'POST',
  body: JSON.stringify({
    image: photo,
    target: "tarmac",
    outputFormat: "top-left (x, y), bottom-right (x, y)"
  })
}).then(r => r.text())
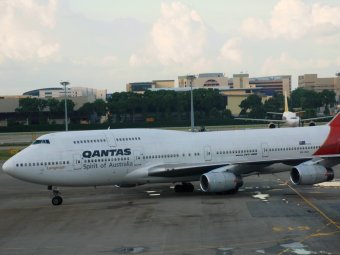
top-left (0, 160), bottom-right (339, 255)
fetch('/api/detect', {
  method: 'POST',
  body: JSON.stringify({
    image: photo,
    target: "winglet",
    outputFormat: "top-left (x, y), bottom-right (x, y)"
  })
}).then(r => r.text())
top-left (328, 113), bottom-right (340, 127)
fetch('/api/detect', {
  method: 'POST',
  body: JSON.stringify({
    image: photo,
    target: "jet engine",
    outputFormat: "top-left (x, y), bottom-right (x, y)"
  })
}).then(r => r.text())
top-left (268, 122), bottom-right (276, 128)
top-left (290, 164), bottom-right (334, 185)
top-left (200, 171), bottom-right (243, 193)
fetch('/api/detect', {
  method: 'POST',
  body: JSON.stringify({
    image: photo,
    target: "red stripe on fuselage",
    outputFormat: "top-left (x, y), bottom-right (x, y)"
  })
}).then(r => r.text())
top-left (314, 114), bottom-right (340, 156)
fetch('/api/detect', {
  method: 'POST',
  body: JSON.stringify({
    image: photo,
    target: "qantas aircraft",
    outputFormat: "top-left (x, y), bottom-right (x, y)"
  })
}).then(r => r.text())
top-left (2, 114), bottom-right (340, 206)
top-left (237, 92), bottom-right (332, 128)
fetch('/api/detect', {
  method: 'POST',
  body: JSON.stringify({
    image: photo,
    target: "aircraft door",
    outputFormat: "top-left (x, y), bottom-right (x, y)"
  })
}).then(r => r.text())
top-left (104, 131), bottom-right (117, 147)
top-left (134, 150), bottom-right (142, 166)
top-left (73, 154), bottom-right (82, 170)
top-left (204, 146), bottom-right (212, 161)
top-left (261, 143), bottom-right (269, 158)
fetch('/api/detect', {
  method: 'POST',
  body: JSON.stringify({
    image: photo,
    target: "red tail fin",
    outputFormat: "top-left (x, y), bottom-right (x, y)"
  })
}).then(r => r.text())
top-left (328, 113), bottom-right (340, 127)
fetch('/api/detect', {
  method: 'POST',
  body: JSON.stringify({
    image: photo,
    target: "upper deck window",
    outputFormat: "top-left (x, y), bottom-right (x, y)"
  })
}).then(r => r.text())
top-left (33, 139), bottom-right (50, 144)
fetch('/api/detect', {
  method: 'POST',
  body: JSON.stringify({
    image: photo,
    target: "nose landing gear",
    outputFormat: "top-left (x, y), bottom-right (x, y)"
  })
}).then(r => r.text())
top-left (48, 186), bottom-right (63, 206)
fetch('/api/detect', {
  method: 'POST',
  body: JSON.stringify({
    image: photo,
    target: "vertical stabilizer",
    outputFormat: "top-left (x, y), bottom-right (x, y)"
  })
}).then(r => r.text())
top-left (284, 91), bottom-right (289, 112)
top-left (328, 113), bottom-right (340, 127)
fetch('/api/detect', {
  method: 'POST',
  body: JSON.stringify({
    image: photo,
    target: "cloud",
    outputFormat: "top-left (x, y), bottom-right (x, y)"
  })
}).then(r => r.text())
top-left (71, 55), bottom-right (118, 68)
top-left (131, 1), bottom-right (207, 68)
top-left (220, 37), bottom-right (243, 64)
top-left (241, 0), bottom-right (340, 42)
top-left (129, 53), bottom-right (150, 67)
top-left (0, 0), bottom-right (59, 63)
top-left (260, 52), bottom-right (333, 75)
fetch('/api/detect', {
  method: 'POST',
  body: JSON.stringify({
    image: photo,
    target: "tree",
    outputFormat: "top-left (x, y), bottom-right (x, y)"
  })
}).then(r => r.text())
top-left (263, 93), bottom-right (284, 113)
top-left (290, 88), bottom-right (322, 110)
top-left (320, 90), bottom-right (336, 108)
top-left (239, 94), bottom-right (265, 118)
top-left (46, 98), bottom-right (60, 113)
top-left (16, 98), bottom-right (48, 124)
top-left (16, 98), bottom-right (47, 113)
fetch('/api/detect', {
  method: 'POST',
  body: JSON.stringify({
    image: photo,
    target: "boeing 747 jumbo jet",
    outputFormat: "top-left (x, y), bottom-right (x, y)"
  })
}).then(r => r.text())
top-left (2, 114), bottom-right (340, 206)
top-left (237, 92), bottom-right (332, 128)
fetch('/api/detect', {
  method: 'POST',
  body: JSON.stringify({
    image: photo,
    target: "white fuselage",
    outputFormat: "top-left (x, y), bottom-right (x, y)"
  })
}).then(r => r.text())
top-left (2, 125), bottom-right (331, 187)
top-left (282, 111), bottom-right (300, 127)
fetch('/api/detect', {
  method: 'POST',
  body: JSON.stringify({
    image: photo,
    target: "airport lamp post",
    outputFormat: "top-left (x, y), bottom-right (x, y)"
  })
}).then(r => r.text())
top-left (60, 81), bottom-right (69, 131)
top-left (188, 75), bottom-right (196, 132)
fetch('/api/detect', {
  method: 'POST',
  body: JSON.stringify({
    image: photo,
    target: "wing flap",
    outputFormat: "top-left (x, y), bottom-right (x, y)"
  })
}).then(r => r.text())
top-left (145, 157), bottom-right (317, 178)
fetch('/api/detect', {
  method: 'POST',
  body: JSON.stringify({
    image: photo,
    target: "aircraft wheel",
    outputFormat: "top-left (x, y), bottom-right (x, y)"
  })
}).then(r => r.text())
top-left (174, 184), bottom-right (184, 193)
top-left (183, 183), bottom-right (194, 192)
top-left (174, 183), bottom-right (194, 193)
top-left (52, 196), bottom-right (63, 206)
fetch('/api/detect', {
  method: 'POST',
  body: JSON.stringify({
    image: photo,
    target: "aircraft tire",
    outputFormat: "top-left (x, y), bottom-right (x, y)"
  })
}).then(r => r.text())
top-left (183, 183), bottom-right (194, 192)
top-left (174, 183), bottom-right (194, 193)
top-left (52, 196), bottom-right (63, 206)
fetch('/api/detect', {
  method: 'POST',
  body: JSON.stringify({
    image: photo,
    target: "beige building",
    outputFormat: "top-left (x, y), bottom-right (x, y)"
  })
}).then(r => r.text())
top-left (178, 73), bottom-right (291, 96)
top-left (298, 74), bottom-right (340, 101)
top-left (220, 88), bottom-right (268, 115)
top-left (126, 80), bottom-right (175, 93)
top-left (0, 97), bottom-right (21, 113)
top-left (230, 74), bottom-right (291, 96)
top-left (178, 73), bottom-right (229, 88)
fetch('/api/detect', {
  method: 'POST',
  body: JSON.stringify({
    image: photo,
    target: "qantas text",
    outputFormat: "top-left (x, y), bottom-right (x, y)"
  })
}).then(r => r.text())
top-left (82, 149), bottom-right (131, 158)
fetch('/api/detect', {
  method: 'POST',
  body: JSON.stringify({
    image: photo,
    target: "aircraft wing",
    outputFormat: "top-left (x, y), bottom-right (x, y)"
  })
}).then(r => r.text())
top-left (267, 112), bottom-right (283, 115)
top-left (301, 116), bottom-right (333, 122)
top-left (144, 157), bottom-right (313, 178)
top-left (235, 117), bottom-right (286, 123)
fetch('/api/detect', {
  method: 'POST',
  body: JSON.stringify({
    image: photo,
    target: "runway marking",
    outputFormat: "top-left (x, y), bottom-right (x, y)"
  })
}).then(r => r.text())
top-left (125, 237), bottom-right (298, 255)
top-left (310, 230), bottom-right (340, 237)
top-left (285, 182), bottom-right (340, 229)
top-left (272, 226), bottom-right (310, 233)
top-left (276, 179), bottom-right (340, 255)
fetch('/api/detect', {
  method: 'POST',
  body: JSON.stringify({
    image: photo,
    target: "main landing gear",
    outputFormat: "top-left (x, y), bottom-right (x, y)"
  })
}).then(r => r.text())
top-left (48, 186), bottom-right (63, 206)
top-left (174, 182), bottom-right (195, 193)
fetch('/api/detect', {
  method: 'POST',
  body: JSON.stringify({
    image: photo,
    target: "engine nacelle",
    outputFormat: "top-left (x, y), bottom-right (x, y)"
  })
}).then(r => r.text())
top-left (290, 164), bottom-right (334, 185)
top-left (200, 171), bottom-right (243, 193)
top-left (268, 122), bottom-right (276, 128)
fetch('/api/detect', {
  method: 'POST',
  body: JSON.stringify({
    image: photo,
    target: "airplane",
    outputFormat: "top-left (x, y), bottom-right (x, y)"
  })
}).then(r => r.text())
top-left (236, 92), bottom-right (332, 128)
top-left (2, 113), bottom-right (340, 206)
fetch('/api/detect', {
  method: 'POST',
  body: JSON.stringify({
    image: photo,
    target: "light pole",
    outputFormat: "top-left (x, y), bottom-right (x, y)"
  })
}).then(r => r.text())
top-left (188, 75), bottom-right (196, 132)
top-left (60, 81), bottom-right (69, 131)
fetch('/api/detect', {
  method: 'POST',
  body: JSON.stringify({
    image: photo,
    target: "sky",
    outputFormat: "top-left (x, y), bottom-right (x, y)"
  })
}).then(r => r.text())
top-left (1, 0), bottom-right (340, 95)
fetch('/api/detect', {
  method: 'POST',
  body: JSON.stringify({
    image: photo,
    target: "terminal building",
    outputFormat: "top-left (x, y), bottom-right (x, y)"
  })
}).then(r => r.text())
top-left (23, 87), bottom-right (107, 101)
top-left (229, 74), bottom-right (291, 96)
top-left (298, 73), bottom-right (340, 101)
top-left (176, 73), bottom-right (292, 115)
top-left (0, 86), bottom-right (108, 126)
top-left (178, 73), bottom-right (229, 88)
top-left (126, 80), bottom-right (175, 93)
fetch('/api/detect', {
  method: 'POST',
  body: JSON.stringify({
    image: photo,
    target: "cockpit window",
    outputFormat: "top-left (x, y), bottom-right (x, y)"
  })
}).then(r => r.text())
top-left (33, 139), bottom-right (50, 144)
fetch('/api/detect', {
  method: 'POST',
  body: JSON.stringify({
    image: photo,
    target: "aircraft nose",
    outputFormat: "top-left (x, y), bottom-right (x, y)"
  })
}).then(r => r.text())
top-left (2, 159), bottom-right (13, 173)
